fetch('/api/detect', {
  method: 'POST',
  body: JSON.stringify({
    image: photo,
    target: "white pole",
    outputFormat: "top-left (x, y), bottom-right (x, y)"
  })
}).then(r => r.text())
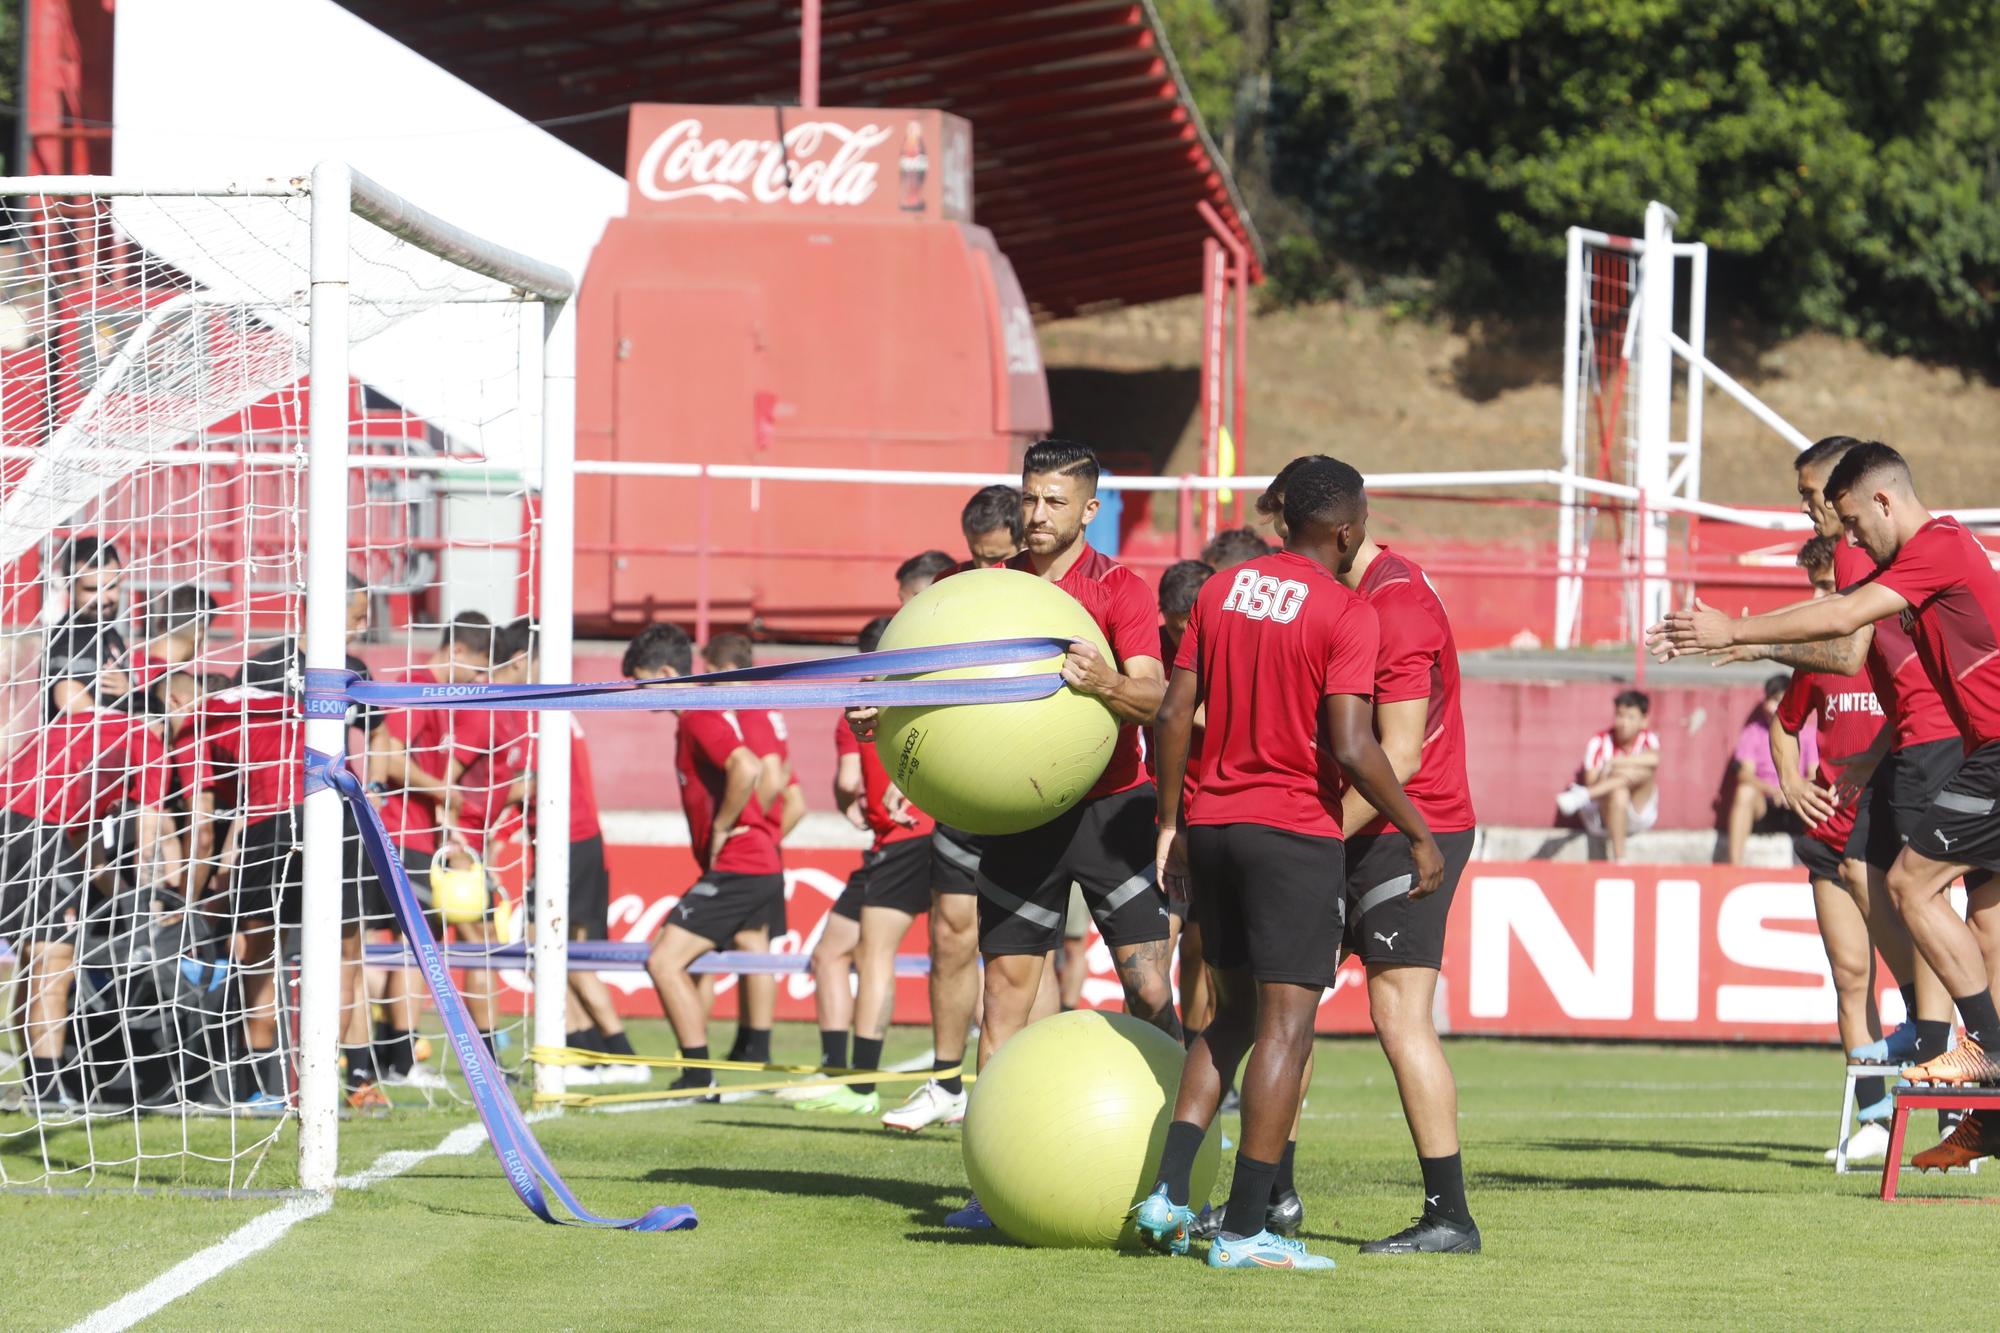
top-left (1664, 330), bottom-right (1813, 452)
top-left (532, 298), bottom-right (576, 1105)
top-left (1556, 227), bottom-right (1585, 649)
top-left (1683, 243), bottom-right (1708, 501)
top-left (298, 160), bottom-right (352, 1194)
top-left (1636, 202), bottom-right (1678, 636)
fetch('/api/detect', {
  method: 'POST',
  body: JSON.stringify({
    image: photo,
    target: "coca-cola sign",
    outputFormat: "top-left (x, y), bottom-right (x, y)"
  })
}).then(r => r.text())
top-left (625, 105), bottom-right (973, 222)
top-left (635, 118), bottom-right (891, 208)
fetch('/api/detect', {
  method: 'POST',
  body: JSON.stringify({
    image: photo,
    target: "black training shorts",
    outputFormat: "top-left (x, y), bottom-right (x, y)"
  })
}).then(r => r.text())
top-left (855, 837), bottom-right (933, 916)
top-left (1851, 738), bottom-right (1963, 872)
top-left (977, 784), bottom-right (1170, 956)
top-left (234, 809), bottom-right (306, 928)
top-left (828, 866), bottom-right (865, 923)
top-left (361, 841), bottom-right (447, 933)
top-left (1186, 822), bottom-right (1344, 988)
top-left (930, 825), bottom-right (981, 894)
top-left (570, 833), bottom-right (612, 938)
top-left (666, 871), bottom-right (784, 949)
top-left (1794, 831), bottom-right (1846, 883)
top-left (1907, 742), bottom-right (2000, 875)
top-left (0, 810), bottom-right (86, 945)
top-left (1341, 829), bottom-right (1476, 970)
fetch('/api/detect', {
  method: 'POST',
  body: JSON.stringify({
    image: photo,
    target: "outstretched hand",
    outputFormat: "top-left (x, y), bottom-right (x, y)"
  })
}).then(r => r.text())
top-left (1645, 598), bottom-right (1736, 663)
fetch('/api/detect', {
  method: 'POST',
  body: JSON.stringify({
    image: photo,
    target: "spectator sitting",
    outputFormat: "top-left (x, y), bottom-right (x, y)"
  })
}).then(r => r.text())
top-left (1555, 689), bottom-right (1660, 862)
top-left (1724, 673), bottom-right (1818, 865)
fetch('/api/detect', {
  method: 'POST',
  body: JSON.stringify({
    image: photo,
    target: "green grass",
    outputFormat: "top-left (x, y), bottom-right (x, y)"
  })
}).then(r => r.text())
top-left (3, 1024), bottom-right (1994, 1331)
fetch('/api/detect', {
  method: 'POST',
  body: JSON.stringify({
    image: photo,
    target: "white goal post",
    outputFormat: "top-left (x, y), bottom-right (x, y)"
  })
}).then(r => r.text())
top-left (0, 164), bottom-right (575, 1196)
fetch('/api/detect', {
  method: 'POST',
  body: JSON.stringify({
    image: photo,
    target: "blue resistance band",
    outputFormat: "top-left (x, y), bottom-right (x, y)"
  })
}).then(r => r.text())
top-left (303, 635), bottom-right (1070, 716)
top-left (303, 636), bottom-right (1072, 1232)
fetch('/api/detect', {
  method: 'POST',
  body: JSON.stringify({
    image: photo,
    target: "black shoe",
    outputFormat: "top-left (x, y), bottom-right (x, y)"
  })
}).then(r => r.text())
top-left (1188, 1205), bottom-right (1222, 1242)
top-left (1359, 1215), bottom-right (1481, 1254)
top-left (1266, 1188), bottom-right (1304, 1237)
top-left (1219, 1088), bottom-right (1241, 1114)
top-left (670, 1073), bottom-right (720, 1105)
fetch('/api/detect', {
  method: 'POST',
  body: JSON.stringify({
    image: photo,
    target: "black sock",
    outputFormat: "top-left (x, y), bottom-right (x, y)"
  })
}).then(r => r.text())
top-left (1184, 1026), bottom-right (1203, 1052)
top-left (1223, 1154), bottom-right (1279, 1239)
top-left (737, 1027), bottom-right (772, 1065)
top-left (1272, 1139), bottom-right (1298, 1200)
top-left (671, 1045), bottom-right (713, 1088)
top-left (1856, 1075), bottom-right (1886, 1107)
top-left (820, 1028), bottom-right (849, 1071)
top-left (1419, 1152), bottom-right (1473, 1227)
top-left (26, 1054), bottom-right (57, 1099)
top-left (394, 1032), bottom-right (418, 1075)
top-left (1900, 984), bottom-right (1919, 1023)
top-left (478, 1030), bottom-right (499, 1062)
top-left (373, 1017), bottom-right (393, 1047)
top-left (252, 1047), bottom-right (287, 1098)
top-left (603, 1031), bottom-right (635, 1057)
top-left (1956, 990), bottom-right (2000, 1047)
top-left (1157, 1119), bottom-right (1207, 1207)
top-left (1916, 1019), bottom-right (1954, 1060)
top-left (566, 1027), bottom-right (601, 1054)
top-left (852, 1036), bottom-right (884, 1095)
top-left (934, 1055), bottom-right (964, 1097)
top-left (341, 1044), bottom-right (375, 1089)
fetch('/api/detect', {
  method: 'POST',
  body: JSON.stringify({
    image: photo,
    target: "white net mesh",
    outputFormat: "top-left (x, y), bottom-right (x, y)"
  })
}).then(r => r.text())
top-left (1564, 237), bottom-right (1641, 645)
top-left (0, 182), bottom-right (554, 1191)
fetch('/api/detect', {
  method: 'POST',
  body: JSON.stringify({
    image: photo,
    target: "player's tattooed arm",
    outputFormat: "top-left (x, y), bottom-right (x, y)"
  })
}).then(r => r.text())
top-left (1714, 623), bottom-right (1871, 675)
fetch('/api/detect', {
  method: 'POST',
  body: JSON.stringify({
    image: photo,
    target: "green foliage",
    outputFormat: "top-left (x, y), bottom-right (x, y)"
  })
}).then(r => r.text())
top-left (1155, 0), bottom-right (1244, 144)
top-left (1260, 0), bottom-right (2000, 362)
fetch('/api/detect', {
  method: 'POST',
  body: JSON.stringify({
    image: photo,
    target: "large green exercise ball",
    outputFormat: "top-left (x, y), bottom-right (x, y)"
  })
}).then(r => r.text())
top-left (874, 568), bottom-right (1116, 836)
top-left (961, 1009), bottom-right (1222, 1249)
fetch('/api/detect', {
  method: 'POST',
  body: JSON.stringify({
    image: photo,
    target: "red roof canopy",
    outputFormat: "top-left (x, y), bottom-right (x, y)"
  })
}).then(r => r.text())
top-left (334, 0), bottom-right (1261, 316)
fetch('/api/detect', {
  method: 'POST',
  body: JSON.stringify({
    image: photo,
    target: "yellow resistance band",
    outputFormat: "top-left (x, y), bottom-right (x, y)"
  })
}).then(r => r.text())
top-left (528, 1045), bottom-right (972, 1108)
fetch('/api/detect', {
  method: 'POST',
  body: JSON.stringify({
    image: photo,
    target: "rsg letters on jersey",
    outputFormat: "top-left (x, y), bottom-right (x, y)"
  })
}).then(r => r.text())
top-left (1221, 567), bottom-right (1309, 623)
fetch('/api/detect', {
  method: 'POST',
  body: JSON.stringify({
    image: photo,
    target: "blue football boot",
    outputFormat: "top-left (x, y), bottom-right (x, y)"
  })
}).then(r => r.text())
top-left (1206, 1228), bottom-right (1338, 1271)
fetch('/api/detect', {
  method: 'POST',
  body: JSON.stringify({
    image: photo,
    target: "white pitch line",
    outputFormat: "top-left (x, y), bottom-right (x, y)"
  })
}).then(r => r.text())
top-left (1302, 1107), bottom-right (1825, 1123)
top-left (68, 1112), bottom-right (554, 1333)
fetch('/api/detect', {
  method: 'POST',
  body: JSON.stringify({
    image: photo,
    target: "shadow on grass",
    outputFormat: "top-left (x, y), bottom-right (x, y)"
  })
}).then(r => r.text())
top-left (1477, 1169), bottom-right (1757, 1194)
top-left (646, 1164), bottom-right (974, 1229)
top-left (691, 1116), bottom-right (936, 1142)
top-left (1516, 1137), bottom-right (1818, 1166)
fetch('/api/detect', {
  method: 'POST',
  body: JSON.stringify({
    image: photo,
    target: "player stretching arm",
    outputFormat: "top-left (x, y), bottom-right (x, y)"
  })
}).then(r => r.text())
top-left (1652, 444), bottom-right (2000, 1140)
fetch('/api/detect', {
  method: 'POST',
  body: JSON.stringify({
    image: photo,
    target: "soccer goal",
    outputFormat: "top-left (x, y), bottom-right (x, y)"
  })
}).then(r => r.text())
top-left (0, 164), bottom-right (576, 1195)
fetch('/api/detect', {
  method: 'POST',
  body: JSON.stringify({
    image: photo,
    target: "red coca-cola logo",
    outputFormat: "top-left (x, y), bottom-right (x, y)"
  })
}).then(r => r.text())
top-left (634, 118), bottom-right (893, 208)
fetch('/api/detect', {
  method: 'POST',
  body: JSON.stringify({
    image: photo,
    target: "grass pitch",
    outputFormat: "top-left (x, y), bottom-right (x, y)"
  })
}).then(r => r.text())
top-left (4, 1025), bottom-right (1994, 1331)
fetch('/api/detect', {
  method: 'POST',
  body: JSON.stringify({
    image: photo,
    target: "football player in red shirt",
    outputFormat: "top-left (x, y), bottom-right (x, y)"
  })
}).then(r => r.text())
top-left (1768, 536), bottom-right (1895, 1156)
top-left (1140, 456), bottom-right (1442, 1270)
top-left (1653, 443), bottom-right (2000, 1123)
top-left (2, 658), bottom-right (180, 1109)
top-left (1155, 559), bottom-right (1216, 1036)
top-left (1692, 435), bottom-right (1954, 1070)
top-left (626, 624), bottom-right (785, 1100)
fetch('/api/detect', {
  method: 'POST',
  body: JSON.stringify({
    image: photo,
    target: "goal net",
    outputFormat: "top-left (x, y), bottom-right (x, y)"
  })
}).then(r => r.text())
top-left (0, 168), bottom-right (574, 1193)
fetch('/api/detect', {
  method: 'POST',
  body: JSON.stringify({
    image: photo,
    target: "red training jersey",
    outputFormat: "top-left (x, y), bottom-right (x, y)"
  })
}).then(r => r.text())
top-left (3, 707), bottom-right (168, 827)
top-left (452, 708), bottom-right (531, 856)
top-left (1834, 540), bottom-right (1956, 750)
top-left (676, 710), bottom-right (782, 875)
top-left (1174, 550), bottom-right (1380, 838)
top-left (191, 687), bottom-right (301, 826)
top-left (1777, 667), bottom-right (1883, 851)
top-left (1005, 544), bottom-right (1160, 801)
top-left (1354, 546), bottom-right (1476, 836)
top-left (834, 716), bottom-right (933, 848)
top-left (735, 708), bottom-right (800, 823)
top-left (377, 665), bottom-right (458, 855)
top-left (1872, 517), bottom-right (2000, 750)
top-left (503, 716), bottom-right (606, 844)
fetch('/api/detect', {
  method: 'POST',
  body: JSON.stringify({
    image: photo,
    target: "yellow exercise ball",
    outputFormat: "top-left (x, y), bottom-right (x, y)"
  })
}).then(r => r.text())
top-left (874, 567), bottom-right (1116, 835)
top-left (962, 1009), bottom-right (1221, 1249)
top-left (429, 851), bottom-right (491, 925)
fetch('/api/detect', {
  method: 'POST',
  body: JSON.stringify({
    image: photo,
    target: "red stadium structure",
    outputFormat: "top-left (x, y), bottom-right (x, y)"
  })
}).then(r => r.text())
top-left (20, 0), bottom-right (1263, 636)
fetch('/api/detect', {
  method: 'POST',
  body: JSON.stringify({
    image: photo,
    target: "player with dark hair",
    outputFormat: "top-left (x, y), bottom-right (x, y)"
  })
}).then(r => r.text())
top-left (1681, 434), bottom-right (1954, 1073)
top-left (1652, 443), bottom-right (2000, 1166)
top-left (1768, 536), bottom-right (1894, 1158)
top-left (853, 437), bottom-right (1179, 1226)
top-left (895, 550), bottom-right (959, 604)
top-left (44, 534), bottom-right (131, 716)
top-left (1201, 527), bottom-right (1274, 571)
top-left (961, 484), bottom-right (1025, 568)
top-left (696, 631), bottom-right (800, 1070)
top-left (627, 622), bottom-right (786, 1100)
top-left (1138, 455), bottom-right (1443, 1269)
top-left (132, 584), bottom-right (216, 689)
top-left (2, 654), bottom-right (179, 1110)
top-left (363, 611), bottom-right (497, 1103)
